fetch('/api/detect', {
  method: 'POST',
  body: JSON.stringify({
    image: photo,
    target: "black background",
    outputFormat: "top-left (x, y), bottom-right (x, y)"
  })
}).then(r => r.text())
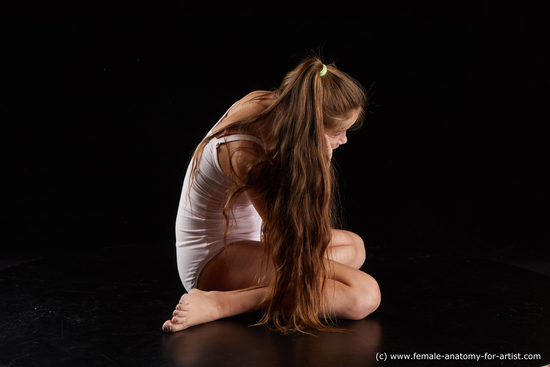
top-left (2, 2), bottom-right (547, 267)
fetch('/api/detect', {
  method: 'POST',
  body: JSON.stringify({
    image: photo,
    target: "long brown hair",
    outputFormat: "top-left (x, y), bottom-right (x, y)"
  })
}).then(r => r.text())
top-left (191, 56), bottom-right (367, 333)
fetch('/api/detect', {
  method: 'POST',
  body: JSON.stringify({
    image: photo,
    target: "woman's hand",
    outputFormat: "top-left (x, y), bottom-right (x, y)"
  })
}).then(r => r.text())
top-left (324, 134), bottom-right (333, 160)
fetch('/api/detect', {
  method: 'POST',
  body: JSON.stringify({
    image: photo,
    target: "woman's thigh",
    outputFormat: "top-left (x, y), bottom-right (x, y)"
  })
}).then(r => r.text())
top-left (198, 229), bottom-right (366, 291)
top-left (197, 240), bottom-right (273, 292)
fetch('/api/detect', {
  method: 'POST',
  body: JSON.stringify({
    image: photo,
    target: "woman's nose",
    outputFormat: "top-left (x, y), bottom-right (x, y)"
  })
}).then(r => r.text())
top-left (339, 132), bottom-right (348, 145)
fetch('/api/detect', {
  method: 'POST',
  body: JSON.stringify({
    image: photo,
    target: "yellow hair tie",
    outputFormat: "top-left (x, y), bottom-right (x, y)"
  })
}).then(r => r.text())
top-left (320, 64), bottom-right (327, 77)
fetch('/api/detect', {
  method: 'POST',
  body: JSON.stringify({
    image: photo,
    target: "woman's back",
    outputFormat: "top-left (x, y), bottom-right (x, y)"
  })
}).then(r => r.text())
top-left (175, 95), bottom-right (269, 291)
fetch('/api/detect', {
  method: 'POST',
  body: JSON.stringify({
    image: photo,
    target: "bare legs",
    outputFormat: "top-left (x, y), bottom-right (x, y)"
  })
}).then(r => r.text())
top-left (162, 230), bottom-right (380, 332)
top-left (325, 229), bottom-right (367, 270)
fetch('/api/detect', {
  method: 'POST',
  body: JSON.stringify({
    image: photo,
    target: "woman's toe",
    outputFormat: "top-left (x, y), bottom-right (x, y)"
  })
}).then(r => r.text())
top-left (163, 320), bottom-right (186, 333)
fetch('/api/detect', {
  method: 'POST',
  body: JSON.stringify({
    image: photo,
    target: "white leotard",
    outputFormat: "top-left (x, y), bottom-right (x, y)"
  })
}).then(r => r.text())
top-left (175, 104), bottom-right (264, 291)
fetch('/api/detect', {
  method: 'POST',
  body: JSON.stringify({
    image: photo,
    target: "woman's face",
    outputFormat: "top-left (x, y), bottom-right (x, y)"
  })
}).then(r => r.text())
top-left (325, 129), bottom-right (348, 150)
top-left (324, 110), bottom-right (359, 150)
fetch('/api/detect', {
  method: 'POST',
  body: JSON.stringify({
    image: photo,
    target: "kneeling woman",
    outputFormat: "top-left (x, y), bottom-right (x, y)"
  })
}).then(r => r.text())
top-left (163, 56), bottom-right (381, 333)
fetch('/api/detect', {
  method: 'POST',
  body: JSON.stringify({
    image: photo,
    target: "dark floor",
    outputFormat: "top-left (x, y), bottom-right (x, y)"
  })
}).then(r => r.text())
top-left (1, 243), bottom-right (549, 367)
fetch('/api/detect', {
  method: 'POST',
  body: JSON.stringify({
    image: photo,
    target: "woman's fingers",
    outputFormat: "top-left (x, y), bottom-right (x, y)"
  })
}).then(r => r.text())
top-left (324, 134), bottom-right (333, 159)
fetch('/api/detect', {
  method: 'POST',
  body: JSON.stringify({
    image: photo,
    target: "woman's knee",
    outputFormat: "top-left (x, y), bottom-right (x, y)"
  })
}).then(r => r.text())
top-left (349, 231), bottom-right (366, 265)
top-left (346, 231), bottom-right (366, 270)
top-left (345, 275), bottom-right (381, 320)
top-left (331, 230), bottom-right (366, 269)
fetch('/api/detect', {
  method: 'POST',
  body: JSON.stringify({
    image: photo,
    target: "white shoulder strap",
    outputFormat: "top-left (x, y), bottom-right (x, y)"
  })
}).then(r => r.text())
top-left (221, 134), bottom-right (265, 149)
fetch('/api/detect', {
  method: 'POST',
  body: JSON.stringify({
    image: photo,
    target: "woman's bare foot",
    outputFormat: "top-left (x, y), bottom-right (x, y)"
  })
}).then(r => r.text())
top-left (162, 289), bottom-right (222, 332)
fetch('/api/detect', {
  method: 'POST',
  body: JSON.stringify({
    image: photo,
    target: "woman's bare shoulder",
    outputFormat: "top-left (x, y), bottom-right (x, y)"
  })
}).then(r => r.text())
top-left (227, 91), bottom-right (272, 119)
top-left (213, 91), bottom-right (271, 134)
top-left (243, 90), bottom-right (272, 103)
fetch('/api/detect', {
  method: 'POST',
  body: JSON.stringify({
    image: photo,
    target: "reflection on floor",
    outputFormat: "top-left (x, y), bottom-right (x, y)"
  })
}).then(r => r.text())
top-left (1, 243), bottom-right (549, 366)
